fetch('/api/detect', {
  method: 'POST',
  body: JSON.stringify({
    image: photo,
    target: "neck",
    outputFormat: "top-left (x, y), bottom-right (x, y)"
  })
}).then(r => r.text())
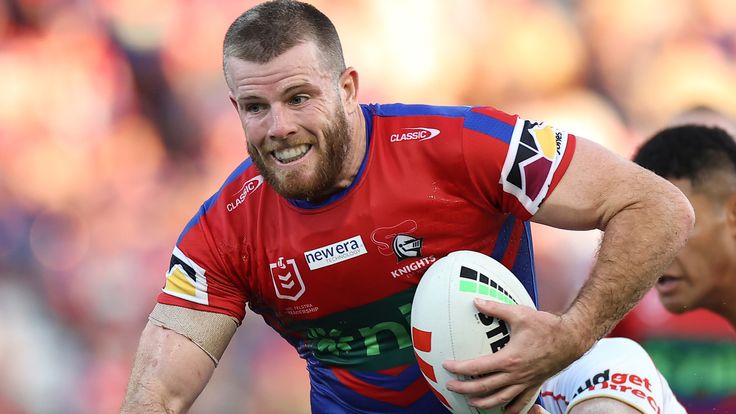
top-left (335, 105), bottom-right (367, 189)
top-left (302, 105), bottom-right (366, 204)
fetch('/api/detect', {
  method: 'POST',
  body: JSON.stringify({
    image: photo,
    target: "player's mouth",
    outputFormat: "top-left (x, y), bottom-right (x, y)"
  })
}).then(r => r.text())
top-left (656, 275), bottom-right (684, 295)
top-left (272, 144), bottom-right (312, 164)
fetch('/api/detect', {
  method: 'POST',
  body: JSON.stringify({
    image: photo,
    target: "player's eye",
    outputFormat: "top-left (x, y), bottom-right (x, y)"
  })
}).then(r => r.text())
top-left (289, 95), bottom-right (308, 106)
top-left (244, 103), bottom-right (266, 114)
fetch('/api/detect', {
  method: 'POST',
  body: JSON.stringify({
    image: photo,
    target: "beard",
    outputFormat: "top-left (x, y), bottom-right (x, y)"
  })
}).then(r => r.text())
top-left (249, 106), bottom-right (352, 202)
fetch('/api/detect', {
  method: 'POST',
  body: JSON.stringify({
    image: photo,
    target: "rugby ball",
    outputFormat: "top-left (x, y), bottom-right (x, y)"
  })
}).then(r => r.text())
top-left (410, 250), bottom-right (539, 414)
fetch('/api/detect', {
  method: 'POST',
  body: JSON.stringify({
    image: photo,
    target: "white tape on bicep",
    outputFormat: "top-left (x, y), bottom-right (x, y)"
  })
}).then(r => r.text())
top-left (149, 303), bottom-right (239, 365)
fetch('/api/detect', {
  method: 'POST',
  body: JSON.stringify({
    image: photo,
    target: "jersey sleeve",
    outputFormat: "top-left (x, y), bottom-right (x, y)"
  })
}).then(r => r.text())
top-left (157, 200), bottom-right (250, 322)
top-left (540, 337), bottom-right (687, 414)
top-left (461, 106), bottom-right (576, 220)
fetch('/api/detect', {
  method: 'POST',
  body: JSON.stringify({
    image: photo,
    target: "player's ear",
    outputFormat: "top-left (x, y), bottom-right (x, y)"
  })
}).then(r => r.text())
top-left (223, 63), bottom-right (240, 112)
top-left (339, 67), bottom-right (359, 109)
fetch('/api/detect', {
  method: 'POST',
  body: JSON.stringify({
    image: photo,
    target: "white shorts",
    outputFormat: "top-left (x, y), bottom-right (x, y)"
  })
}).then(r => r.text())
top-left (540, 337), bottom-right (686, 414)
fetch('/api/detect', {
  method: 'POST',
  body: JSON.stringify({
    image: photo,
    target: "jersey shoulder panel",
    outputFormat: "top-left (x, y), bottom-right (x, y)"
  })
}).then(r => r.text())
top-left (367, 102), bottom-right (472, 118)
top-left (462, 106), bottom-right (577, 219)
top-left (366, 103), bottom-right (491, 212)
top-left (158, 158), bottom-right (265, 321)
top-left (364, 102), bottom-right (576, 219)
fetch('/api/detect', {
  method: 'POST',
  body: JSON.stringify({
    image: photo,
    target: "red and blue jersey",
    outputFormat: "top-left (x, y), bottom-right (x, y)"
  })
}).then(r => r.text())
top-left (158, 103), bottom-right (576, 413)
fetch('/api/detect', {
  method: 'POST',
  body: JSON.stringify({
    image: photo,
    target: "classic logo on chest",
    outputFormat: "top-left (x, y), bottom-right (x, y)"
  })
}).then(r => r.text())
top-left (227, 175), bottom-right (264, 212)
top-left (389, 127), bottom-right (441, 142)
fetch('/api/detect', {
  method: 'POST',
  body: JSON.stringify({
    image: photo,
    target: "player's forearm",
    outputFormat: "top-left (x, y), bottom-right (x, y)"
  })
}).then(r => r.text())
top-left (120, 383), bottom-right (185, 414)
top-left (120, 323), bottom-right (216, 414)
top-left (562, 179), bottom-right (694, 353)
top-left (120, 362), bottom-right (204, 414)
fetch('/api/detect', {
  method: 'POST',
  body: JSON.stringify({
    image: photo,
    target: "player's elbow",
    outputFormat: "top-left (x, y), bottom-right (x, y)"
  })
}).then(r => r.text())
top-left (666, 180), bottom-right (694, 238)
top-left (673, 184), bottom-right (695, 239)
top-left (646, 174), bottom-right (695, 248)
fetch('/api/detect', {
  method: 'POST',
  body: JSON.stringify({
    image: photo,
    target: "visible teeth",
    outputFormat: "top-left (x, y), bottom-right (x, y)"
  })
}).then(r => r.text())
top-left (273, 144), bottom-right (310, 163)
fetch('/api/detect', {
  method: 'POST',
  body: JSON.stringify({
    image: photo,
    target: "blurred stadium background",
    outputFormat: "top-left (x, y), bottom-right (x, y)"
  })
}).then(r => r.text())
top-left (1, 0), bottom-right (735, 413)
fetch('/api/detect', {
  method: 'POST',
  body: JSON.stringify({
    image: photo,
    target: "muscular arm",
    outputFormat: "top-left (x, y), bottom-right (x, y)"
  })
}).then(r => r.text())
top-left (533, 137), bottom-right (695, 354)
top-left (444, 137), bottom-right (694, 413)
top-left (530, 400), bottom-right (642, 414)
top-left (120, 322), bottom-right (215, 413)
top-left (569, 398), bottom-right (642, 414)
top-left (120, 323), bottom-right (218, 413)
top-left (121, 304), bottom-right (239, 413)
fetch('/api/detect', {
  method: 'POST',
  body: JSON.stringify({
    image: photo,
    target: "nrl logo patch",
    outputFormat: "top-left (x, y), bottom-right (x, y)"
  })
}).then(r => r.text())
top-left (269, 257), bottom-right (305, 301)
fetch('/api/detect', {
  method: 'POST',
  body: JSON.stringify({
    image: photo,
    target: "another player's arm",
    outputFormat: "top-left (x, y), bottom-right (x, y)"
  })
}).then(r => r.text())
top-left (568, 398), bottom-right (642, 414)
top-left (528, 405), bottom-right (552, 414)
top-left (120, 305), bottom-right (238, 414)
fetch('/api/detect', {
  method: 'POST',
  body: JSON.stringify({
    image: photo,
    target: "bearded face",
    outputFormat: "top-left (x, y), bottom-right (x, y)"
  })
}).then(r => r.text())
top-left (226, 42), bottom-right (361, 202)
top-left (249, 103), bottom-right (351, 201)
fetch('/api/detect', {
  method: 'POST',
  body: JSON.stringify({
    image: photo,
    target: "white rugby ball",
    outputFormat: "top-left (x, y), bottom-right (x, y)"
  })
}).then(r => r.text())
top-left (410, 250), bottom-right (539, 414)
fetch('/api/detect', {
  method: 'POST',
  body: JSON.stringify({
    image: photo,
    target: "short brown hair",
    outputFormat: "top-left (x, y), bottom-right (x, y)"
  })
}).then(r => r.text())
top-left (223, 0), bottom-right (345, 79)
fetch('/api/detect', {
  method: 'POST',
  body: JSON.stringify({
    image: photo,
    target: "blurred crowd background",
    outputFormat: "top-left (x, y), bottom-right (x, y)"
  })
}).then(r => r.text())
top-left (1, 0), bottom-right (735, 413)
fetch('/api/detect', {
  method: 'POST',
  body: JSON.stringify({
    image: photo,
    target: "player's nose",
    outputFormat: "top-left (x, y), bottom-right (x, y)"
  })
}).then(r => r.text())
top-left (267, 104), bottom-right (298, 140)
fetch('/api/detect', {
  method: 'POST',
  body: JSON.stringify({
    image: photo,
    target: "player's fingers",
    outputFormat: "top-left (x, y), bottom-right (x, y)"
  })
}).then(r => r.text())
top-left (445, 372), bottom-right (510, 396)
top-left (443, 352), bottom-right (507, 377)
top-left (472, 298), bottom-right (526, 324)
top-left (466, 383), bottom-right (525, 410)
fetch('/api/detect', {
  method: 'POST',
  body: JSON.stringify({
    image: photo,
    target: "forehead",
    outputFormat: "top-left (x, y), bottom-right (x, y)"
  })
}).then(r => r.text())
top-left (225, 41), bottom-right (332, 95)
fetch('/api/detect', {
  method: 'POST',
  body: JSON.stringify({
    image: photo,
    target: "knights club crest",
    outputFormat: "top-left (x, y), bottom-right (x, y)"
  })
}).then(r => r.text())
top-left (370, 219), bottom-right (424, 262)
top-left (269, 257), bottom-right (305, 301)
top-left (392, 234), bottom-right (423, 261)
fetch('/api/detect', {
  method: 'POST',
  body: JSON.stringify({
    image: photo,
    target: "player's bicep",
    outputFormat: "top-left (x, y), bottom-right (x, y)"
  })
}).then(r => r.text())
top-left (122, 321), bottom-right (218, 413)
top-left (532, 137), bottom-right (656, 231)
top-left (149, 303), bottom-right (239, 364)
